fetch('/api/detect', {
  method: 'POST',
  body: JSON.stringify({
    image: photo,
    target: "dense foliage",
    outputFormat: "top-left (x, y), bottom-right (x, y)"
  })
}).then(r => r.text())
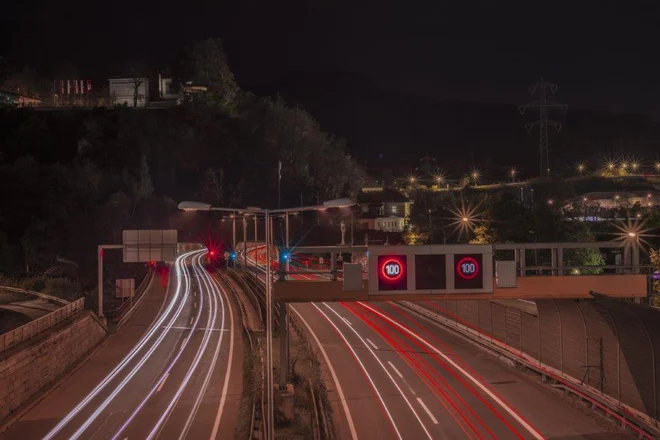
top-left (0, 40), bottom-right (365, 293)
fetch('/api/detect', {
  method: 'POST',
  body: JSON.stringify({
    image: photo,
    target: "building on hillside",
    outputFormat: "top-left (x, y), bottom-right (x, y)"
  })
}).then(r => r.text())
top-left (156, 73), bottom-right (178, 100)
top-left (0, 89), bottom-right (42, 107)
top-left (109, 77), bottom-right (150, 107)
top-left (357, 187), bottom-right (412, 232)
top-left (563, 191), bottom-right (660, 211)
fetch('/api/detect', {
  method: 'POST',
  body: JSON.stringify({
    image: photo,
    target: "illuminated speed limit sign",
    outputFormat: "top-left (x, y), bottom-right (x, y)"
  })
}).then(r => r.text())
top-left (378, 255), bottom-right (407, 291)
top-left (454, 254), bottom-right (483, 289)
top-left (456, 256), bottom-right (479, 280)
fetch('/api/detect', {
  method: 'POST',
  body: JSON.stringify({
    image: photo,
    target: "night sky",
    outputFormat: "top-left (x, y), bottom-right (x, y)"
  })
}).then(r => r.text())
top-left (2, 0), bottom-right (659, 116)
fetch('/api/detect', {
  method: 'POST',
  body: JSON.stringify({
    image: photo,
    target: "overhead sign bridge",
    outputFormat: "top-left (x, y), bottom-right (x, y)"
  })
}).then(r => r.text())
top-left (273, 242), bottom-right (649, 303)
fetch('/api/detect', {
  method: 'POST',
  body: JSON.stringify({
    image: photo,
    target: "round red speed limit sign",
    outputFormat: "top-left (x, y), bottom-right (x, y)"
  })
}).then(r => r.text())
top-left (456, 256), bottom-right (480, 280)
top-left (381, 259), bottom-right (404, 281)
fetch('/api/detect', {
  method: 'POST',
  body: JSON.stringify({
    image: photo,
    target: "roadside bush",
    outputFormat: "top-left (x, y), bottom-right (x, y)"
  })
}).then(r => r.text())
top-left (43, 277), bottom-right (81, 301)
top-left (18, 276), bottom-right (46, 291)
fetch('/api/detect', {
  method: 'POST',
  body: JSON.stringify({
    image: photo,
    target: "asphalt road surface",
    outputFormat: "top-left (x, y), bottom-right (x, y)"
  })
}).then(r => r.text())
top-left (245, 246), bottom-right (633, 440)
top-left (1, 250), bottom-right (243, 440)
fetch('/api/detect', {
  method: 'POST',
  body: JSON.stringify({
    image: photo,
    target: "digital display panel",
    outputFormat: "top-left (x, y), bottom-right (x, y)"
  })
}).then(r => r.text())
top-left (377, 255), bottom-right (407, 291)
top-left (415, 254), bottom-right (446, 290)
top-left (454, 254), bottom-right (484, 289)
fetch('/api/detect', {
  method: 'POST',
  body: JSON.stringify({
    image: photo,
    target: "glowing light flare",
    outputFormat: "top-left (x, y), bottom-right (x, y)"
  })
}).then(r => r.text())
top-left (576, 162), bottom-right (586, 173)
top-left (613, 215), bottom-right (652, 251)
top-left (449, 200), bottom-right (482, 237)
top-left (469, 168), bottom-right (481, 184)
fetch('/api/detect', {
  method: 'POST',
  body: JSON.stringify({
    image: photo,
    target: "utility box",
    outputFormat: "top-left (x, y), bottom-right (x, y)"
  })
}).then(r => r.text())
top-left (496, 261), bottom-right (517, 288)
top-left (343, 263), bottom-right (363, 291)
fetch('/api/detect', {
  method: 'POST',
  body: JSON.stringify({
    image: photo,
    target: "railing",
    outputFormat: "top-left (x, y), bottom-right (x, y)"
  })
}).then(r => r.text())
top-left (0, 297), bottom-right (85, 354)
top-left (0, 285), bottom-right (70, 306)
top-left (217, 271), bottom-right (265, 439)
top-left (402, 299), bottom-right (659, 438)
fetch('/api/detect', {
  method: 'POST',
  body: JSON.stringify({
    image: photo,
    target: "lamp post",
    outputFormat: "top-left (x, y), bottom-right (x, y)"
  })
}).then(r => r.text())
top-left (178, 197), bottom-right (354, 440)
top-left (242, 214), bottom-right (247, 267)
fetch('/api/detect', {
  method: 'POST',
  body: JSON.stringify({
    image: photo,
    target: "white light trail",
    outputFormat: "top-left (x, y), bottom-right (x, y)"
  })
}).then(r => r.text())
top-left (43, 250), bottom-right (201, 440)
top-left (77, 253), bottom-right (200, 440)
top-left (109, 253), bottom-right (207, 440)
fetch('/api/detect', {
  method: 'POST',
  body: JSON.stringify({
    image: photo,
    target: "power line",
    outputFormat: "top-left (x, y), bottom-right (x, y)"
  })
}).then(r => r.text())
top-left (519, 79), bottom-right (567, 178)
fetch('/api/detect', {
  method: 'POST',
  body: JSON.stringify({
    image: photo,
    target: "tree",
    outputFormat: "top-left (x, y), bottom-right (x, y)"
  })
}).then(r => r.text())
top-left (134, 155), bottom-right (154, 199)
top-left (0, 65), bottom-right (49, 100)
top-left (189, 39), bottom-right (239, 111)
top-left (121, 62), bottom-right (147, 107)
top-left (562, 221), bottom-right (605, 274)
top-left (470, 223), bottom-right (498, 244)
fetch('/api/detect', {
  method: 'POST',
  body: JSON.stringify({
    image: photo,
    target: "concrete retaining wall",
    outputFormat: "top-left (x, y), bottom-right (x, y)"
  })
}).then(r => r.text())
top-left (0, 310), bottom-right (106, 422)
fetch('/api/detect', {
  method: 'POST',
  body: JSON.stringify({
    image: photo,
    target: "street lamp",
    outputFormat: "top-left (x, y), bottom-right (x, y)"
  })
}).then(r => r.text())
top-left (576, 163), bottom-right (585, 174)
top-left (178, 197), bottom-right (354, 440)
top-left (510, 168), bottom-right (516, 182)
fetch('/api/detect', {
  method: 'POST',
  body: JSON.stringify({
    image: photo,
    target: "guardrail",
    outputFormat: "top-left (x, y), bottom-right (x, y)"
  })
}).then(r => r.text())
top-left (0, 285), bottom-right (70, 306)
top-left (0, 297), bottom-right (85, 354)
top-left (217, 271), bottom-right (265, 440)
top-left (401, 300), bottom-right (658, 439)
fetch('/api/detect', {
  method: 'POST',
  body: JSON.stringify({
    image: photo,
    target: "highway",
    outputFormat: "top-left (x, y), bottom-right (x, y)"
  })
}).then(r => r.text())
top-left (246, 246), bottom-right (633, 439)
top-left (1, 250), bottom-right (242, 440)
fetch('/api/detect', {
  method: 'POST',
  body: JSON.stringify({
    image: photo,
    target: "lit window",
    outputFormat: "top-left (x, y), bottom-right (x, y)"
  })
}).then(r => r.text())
top-left (392, 205), bottom-right (397, 213)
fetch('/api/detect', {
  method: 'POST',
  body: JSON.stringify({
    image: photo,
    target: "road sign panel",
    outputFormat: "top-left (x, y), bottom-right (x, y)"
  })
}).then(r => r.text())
top-left (377, 255), bottom-right (407, 291)
top-left (368, 244), bottom-right (493, 294)
top-left (454, 254), bottom-right (484, 289)
top-left (415, 254), bottom-right (447, 289)
top-left (123, 229), bottom-right (177, 263)
top-left (115, 278), bottom-right (135, 298)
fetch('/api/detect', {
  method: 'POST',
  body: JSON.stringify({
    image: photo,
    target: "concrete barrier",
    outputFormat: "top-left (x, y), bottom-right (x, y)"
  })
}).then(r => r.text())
top-left (0, 309), bottom-right (106, 423)
top-left (0, 298), bottom-right (85, 354)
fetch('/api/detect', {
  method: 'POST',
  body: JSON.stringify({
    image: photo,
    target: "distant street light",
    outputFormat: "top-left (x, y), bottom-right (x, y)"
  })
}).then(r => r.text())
top-left (576, 163), bottom-right (585, 174)
top-left (631, 161), bottom-right (640, 172)
top-left (547, 199), bottom-right (554, 206)
top-left (510, 168), bottom-right (516, 182)
top-left (434, 174), bottom-right (444, 184)
top-left (655, 162), bottom-right (660, 173)
top-left (470, 169), bottom-right (481, 185)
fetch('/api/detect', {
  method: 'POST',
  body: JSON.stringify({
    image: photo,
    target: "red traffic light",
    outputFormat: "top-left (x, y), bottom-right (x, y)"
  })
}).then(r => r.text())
top-left (209, 251), bottom-right (215, 256)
